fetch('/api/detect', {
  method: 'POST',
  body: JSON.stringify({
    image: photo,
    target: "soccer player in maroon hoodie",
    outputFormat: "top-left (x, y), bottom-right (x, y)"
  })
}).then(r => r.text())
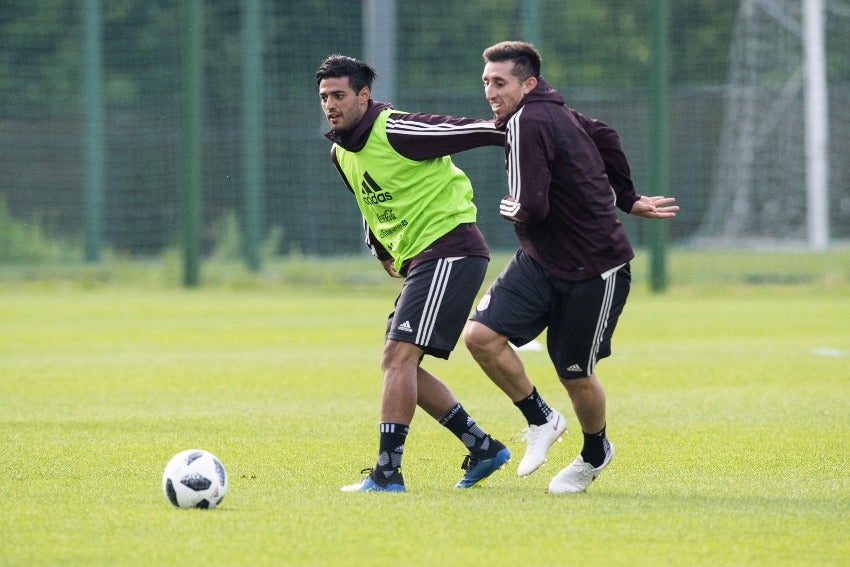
top-left (465, 41), bottom-right (678, 493)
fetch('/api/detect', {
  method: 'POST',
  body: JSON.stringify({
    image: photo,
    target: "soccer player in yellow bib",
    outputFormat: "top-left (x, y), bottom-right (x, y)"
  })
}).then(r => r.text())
top-left (317, 54), bottom-right (508, 492)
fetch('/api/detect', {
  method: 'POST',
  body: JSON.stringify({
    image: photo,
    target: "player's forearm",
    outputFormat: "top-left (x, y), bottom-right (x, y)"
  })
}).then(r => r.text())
top-left (386, 112), bottom-right (504, 160)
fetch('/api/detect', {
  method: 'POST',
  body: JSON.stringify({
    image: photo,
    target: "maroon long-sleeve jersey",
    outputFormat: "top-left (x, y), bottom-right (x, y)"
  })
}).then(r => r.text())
top-left (496, 78), bottom-right (636, 281)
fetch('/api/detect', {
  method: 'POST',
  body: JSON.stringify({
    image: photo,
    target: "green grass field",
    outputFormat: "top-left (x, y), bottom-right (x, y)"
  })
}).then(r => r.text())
top-left (1, 251), bottom-right (848, 566)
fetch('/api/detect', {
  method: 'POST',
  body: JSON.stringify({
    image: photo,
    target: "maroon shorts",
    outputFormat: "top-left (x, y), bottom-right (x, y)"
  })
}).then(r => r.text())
top-left (470, 250), bottom-right (630, 378)
top-left (386, 255), bottom-right (488, 360)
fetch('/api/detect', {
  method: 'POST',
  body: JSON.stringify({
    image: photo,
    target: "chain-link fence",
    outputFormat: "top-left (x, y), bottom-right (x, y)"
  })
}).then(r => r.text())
top-left (1, 0), bottom-right (848, 267)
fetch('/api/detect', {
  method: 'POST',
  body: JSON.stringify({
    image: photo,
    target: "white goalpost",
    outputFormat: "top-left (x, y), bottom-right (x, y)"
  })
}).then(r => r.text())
top-left (802, 0), bottom-right (829, 250)
top-left (698, 0), bottom-right (833, 249)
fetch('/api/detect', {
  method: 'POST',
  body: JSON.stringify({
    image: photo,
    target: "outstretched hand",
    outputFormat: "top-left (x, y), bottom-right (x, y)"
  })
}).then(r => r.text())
top-left (631, 195), bottom-right (679, 219)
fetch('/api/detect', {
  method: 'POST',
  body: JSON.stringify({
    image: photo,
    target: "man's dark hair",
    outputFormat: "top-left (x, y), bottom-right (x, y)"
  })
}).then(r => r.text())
top-left (482, 41), bottom-right (541, 80)
top-left (316, 55), bottom-right (377, 94)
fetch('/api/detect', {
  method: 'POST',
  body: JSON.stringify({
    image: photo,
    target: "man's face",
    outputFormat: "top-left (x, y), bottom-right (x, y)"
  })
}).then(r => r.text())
top-left (482, 60), bottom-right (536, 121)
top-left (318, 76), bottom-right (369, 133)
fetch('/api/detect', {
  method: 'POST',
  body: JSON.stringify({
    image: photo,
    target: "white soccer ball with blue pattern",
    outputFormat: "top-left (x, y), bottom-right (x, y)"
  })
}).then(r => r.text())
top-left (162, 449), bottom-right (228, 509)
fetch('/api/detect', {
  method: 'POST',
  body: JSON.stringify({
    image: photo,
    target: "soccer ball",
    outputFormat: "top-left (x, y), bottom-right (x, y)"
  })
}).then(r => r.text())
top-left (162, 449), bottom-right (228, 509)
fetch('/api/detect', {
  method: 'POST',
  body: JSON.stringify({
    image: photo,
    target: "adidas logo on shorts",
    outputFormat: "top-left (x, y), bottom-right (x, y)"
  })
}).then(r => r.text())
top-left (397, 321), bottom-right (413, 333)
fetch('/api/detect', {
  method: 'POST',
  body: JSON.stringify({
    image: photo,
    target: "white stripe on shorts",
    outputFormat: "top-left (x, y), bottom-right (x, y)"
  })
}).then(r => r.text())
top-left (416, 257), bottom-right (461, 346)
top-left (587, 269), bottom-right (617, 375)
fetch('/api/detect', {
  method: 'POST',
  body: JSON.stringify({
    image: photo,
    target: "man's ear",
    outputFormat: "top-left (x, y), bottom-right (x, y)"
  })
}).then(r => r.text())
top-left (358, 86), bottom-right (371, 103)
top-left (522, 76), bottom-right (538, 95)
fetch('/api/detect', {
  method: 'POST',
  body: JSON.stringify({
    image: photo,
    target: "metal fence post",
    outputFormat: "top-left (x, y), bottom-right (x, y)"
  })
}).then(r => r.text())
top-left (82, 0), bottom-right (103, 262)
top-left (649, 0), bottom-right (670, 292)
top-left (181, 0), bottom-right (203, 287)
top-left (242, 0), bottom-right (264, 271)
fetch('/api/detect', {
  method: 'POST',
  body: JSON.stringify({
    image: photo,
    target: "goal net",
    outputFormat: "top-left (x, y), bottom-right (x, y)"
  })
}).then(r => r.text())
top-left (695, 0), bottom-right (850, 247)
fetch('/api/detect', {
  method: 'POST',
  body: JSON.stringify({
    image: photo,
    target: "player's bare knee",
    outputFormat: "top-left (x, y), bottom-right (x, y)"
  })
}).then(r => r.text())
top-left (560, 374), bottom-right (599, 398)
top-left (381, 340), bottom-right (422, 373)
top-left (462, 322), bottom-right (486, 353)
top-left (463, 322), bottom-right (500, 358)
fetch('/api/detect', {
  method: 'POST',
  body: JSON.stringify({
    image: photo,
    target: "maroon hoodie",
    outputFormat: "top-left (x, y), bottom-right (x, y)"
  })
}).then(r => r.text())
top-left (496, 78), bottom-right (636, 281)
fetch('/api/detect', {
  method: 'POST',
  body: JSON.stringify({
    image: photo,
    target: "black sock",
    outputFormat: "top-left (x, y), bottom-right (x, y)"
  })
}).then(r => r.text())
top-left (581, 426), bottom-right (609, 468)
top-left (373, 422), bottom-right (408, 484)
top-left (439, 403), bottom-right (493, 456)
top-left (514, 386), bottom-right (553, 426)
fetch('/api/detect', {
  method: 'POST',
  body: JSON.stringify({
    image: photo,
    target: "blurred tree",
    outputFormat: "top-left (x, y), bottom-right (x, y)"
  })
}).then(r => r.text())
top-left (0, 0), bottom-right (750, 110)
top-left (0, 2), bottom-right (80, 111)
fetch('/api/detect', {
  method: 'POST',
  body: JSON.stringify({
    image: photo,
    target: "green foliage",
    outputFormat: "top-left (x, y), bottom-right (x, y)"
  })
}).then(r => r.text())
top-left (208, 210), bottom-right (284, 265)
top-left (0, 195), bottom-right (79, 262)
top-left (208, 210), bottom-right (242, 262)
top-left (0, 248), bottom-right (848, 293)
top-left (0, 2), bottom-right (80, 110)
top-left (0, 0), bottom-right (746, 111)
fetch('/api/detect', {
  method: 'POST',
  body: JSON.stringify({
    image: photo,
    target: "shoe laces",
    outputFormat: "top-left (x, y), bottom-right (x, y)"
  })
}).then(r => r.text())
top-left (564, 456), bottom-right (594, 477)
top-left (520, 423), bottom-right (546, 443)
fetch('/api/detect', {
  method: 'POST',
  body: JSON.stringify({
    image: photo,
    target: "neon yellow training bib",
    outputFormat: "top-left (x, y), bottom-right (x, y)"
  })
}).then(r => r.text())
top-left (334, 109), bottom-right (478, 271)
